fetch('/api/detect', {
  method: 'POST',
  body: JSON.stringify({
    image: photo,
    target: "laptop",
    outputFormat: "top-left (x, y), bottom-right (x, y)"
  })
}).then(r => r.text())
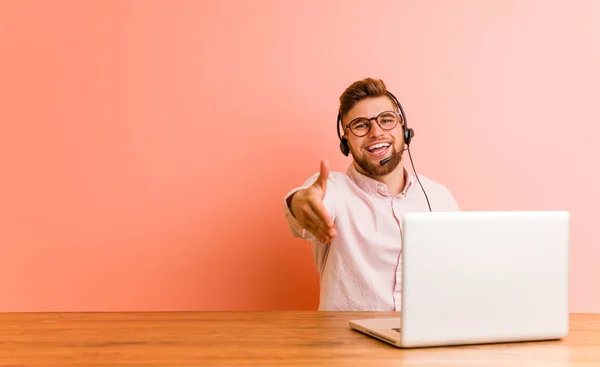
top-left (349, 210), bottom-right (570, 348)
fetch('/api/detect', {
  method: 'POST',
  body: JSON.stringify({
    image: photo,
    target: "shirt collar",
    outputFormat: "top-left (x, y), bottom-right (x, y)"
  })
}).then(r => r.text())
top-left (346, 163), bottom-right (414, 197)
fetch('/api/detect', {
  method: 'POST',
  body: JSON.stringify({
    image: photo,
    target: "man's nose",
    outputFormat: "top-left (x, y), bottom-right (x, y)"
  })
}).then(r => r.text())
top-left (367, 120), bottom-right (384, 138)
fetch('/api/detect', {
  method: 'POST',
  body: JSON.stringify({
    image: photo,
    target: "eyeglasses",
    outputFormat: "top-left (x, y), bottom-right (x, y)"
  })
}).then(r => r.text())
top-left (344, 110), bottom-right (401, 137)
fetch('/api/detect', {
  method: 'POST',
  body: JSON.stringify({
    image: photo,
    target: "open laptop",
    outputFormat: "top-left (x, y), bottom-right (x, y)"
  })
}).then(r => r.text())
top-left (349, 210), bottom-right (570, 348)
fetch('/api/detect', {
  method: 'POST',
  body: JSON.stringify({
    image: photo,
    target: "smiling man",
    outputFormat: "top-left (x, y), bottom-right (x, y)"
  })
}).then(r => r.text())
top-left (283, 78), bottom-right (460, 311)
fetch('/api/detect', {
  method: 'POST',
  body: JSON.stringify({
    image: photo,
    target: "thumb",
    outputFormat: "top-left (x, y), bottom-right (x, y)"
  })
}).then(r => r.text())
top-left (314, 159), bottom-right (330, 193)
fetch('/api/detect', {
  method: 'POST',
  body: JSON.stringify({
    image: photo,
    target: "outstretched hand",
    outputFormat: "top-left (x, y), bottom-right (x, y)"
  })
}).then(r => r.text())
top-left (290, 159), bottom-right (337, 243)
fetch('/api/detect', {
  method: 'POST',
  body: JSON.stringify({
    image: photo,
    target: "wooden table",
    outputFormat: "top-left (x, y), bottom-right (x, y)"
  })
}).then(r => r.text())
top-left (0, 311), bottom-right (598, 366)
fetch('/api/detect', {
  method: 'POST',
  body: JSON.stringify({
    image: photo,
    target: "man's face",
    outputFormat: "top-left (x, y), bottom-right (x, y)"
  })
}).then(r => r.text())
top-left (343, 95), bottom-right (405, 177)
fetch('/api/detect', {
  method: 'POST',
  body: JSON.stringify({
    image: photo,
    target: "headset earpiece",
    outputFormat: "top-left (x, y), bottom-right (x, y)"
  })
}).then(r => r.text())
top-left (403, 125), bottom-right (414, 146)
top-left (339, 137), bottom-right (350, 156)
top-left (337, 113), bottom-right (351, 156)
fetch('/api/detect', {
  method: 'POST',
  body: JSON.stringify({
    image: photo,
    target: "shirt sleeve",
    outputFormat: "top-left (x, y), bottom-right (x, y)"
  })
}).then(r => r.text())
top-left (441, 185), bottom-right (461, 211)
top-left (283, 172), bottom-right (337, 241)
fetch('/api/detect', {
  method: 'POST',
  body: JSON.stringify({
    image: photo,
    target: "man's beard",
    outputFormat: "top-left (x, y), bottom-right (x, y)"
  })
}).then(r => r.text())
top-left (351, 146), bottom-right (403, 177)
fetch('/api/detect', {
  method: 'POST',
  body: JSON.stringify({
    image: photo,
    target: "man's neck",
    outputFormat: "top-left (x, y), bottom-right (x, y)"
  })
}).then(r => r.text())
top-left (355, 161), bottom-right (407, 197)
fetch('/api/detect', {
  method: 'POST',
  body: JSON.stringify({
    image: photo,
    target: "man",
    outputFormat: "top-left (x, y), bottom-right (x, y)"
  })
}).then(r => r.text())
top-left (283, 78), bottom-right (460, 311)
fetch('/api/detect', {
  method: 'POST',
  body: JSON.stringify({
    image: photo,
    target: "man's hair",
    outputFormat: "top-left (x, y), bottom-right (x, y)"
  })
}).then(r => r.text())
top-left (338, 78), bottom-right (393, 120)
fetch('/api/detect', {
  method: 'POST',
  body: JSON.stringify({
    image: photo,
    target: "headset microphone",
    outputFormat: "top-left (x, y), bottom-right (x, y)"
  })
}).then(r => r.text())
top-left (380, 147), bottom-right (408, 166)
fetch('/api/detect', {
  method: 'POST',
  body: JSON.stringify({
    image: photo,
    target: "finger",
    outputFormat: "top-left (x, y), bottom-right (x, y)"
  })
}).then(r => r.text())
top-left (305, 220), bottom-right (329, 243)
top-left (303, 205), bottom-right (332, 242)
top-left (313, 159), bottom-right (330, 193)
top-left (308, 201), bottom-right (336, 239)
top-left (309, 200), bottom-right (334, 229)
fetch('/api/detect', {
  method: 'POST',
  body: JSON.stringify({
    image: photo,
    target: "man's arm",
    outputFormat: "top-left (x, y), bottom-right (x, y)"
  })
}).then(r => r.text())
top-left (283, 160), bottom-right (337, 244)
top-left (438, 184), bottom-right (461, 212)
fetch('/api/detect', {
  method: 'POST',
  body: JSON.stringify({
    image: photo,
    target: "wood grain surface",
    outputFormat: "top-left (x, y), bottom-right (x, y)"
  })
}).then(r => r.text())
top-left (0, 311), bottom-right (598, 366)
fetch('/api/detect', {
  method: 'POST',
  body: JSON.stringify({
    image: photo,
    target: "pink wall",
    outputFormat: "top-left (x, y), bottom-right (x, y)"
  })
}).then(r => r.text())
top-left (0, 0), bottom-right (598, 312)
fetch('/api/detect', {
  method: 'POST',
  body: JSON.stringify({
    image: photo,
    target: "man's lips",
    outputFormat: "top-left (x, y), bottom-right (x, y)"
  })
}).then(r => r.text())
top-left (365, 141), bottom-right (391, 157)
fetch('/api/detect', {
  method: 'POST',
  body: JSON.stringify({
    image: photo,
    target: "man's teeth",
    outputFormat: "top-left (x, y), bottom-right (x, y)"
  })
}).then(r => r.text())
top-left (367, 143), bottom-right (390, 151)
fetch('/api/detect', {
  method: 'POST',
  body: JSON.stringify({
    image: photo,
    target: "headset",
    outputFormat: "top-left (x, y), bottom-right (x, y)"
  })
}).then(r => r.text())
top-left (335, 90), bottom-right (432, 211)
top-left (337, 91), bottom-right (413, 156)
